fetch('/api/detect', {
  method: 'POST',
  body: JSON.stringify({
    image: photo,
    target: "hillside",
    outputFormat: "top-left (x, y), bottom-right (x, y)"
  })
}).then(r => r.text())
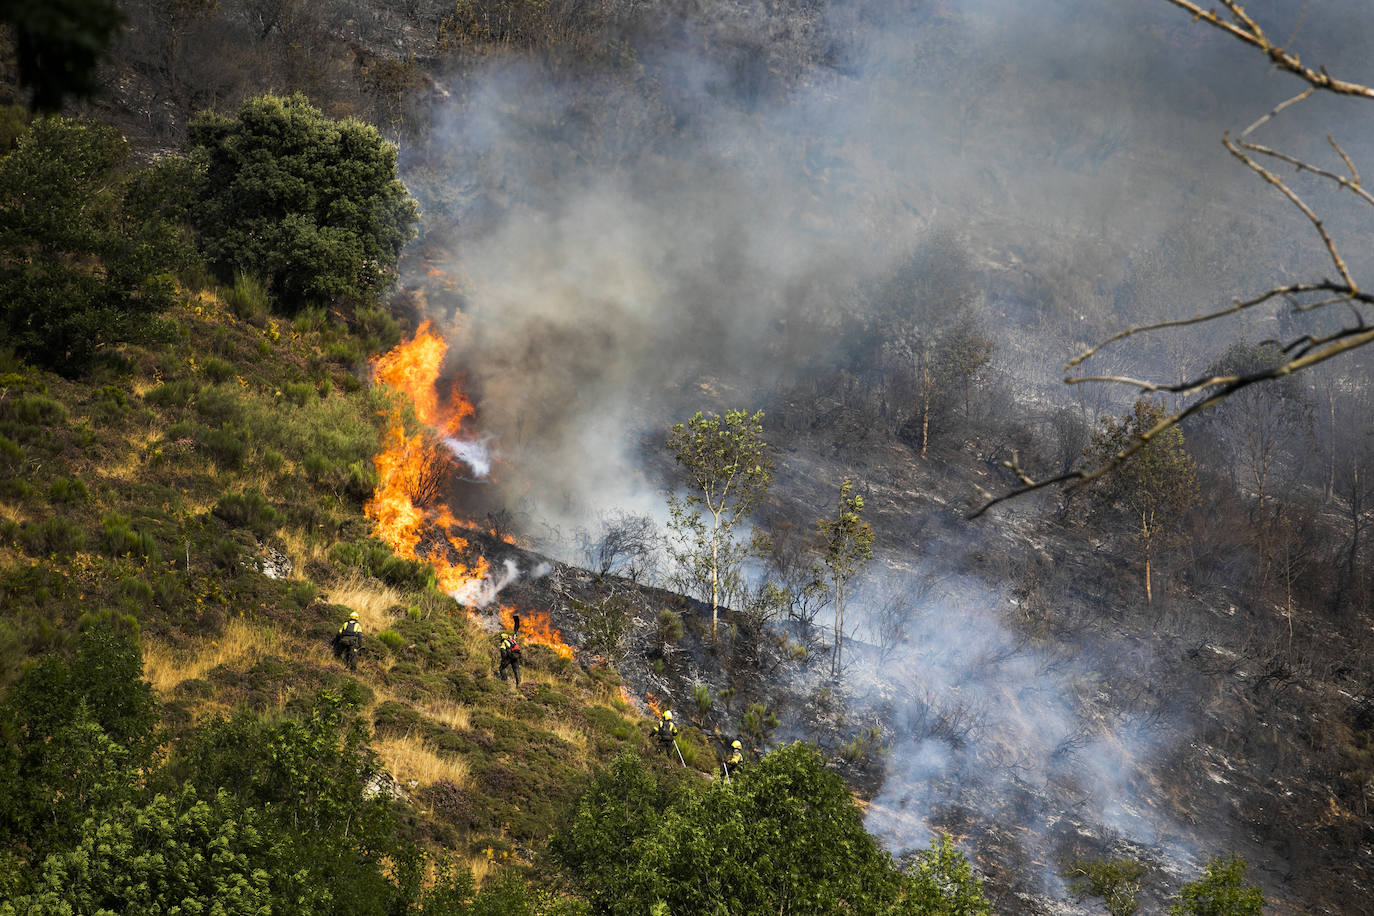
top-left (3, 0), bottom-right (1374, 914)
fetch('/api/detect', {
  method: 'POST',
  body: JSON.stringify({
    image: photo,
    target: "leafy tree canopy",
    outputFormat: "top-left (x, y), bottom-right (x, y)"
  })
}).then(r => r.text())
top-left (187, 93), bottom-right (418, 311)
top-left (552, 743), bottom-right (992, 915)
top-left (0, 116), bottom-right (190, 375)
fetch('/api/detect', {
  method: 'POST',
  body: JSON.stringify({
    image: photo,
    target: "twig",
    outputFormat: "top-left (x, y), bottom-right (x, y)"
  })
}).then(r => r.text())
top-left (1224, 134), bottom-right (1356, 290)
top-left (1237, 140), bottom-right (1374, 207)
top-left (1241, 87), bottom-right (1313, 137)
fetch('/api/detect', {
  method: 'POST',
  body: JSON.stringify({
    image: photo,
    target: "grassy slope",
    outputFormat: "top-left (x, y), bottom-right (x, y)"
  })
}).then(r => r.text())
top-left (0, 284), bottom-right (650, 883)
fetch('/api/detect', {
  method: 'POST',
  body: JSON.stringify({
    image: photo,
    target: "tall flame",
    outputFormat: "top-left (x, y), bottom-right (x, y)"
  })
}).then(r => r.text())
top-left (366, 321), bottom-right (488, 593)
top-left (366, 323), bottom-right (577, 663)
top-left (500, 605), bottom-right (575, 660)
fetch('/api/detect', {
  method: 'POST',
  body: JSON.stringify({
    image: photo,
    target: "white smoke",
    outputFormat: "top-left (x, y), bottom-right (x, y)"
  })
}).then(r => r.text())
top-left (443, 435), bottom-right (495, 479)
top-left (451, 557), bottom-right (520, 608)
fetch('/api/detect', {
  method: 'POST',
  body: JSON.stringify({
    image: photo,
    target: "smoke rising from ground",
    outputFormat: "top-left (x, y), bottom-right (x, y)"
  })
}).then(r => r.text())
top-left (403, 0), bottom-right (1374, 890)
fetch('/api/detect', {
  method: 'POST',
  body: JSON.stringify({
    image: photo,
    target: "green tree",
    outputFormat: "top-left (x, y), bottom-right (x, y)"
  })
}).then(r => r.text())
top-left (1065, 857), bottom-right (1147, 916)
top-left (1169, 855), bottom-right (1264, 916)
top-left (187, 93), bottom-right (418, 310)
top-left (1086, 397), bottom-right (1199, 604)
top-left (901, 834), bottom-right (993, 916)
top-left (666, 409), bottom-right (772, 642)
top-left (1, 786), bottom-right (276, 916)
top-left (0, 117), bottom-right (188, 375)
top-left (818, 477), bottom-right (874, 677)
top-left (555, 743), bottom-right (925, 915)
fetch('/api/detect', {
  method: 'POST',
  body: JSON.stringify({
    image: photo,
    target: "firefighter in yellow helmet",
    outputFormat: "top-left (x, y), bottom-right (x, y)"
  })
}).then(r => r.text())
top-left (332, 610), bottom-right (362, 671)
top-left (723, 739), bottom-right (744, 780)
top-left (651, 709), bottom-right (679, 756)
top-left (498, 630), bottom-right (522, 685)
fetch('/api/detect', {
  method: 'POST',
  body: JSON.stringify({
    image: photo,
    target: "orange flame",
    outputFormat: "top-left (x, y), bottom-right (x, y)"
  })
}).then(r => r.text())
top-left (646, 694), bottom-right (662, 717)
top-left (500, 605), bottom-right (575, 660)
top-left (366, 322), bottom-right (488, 594)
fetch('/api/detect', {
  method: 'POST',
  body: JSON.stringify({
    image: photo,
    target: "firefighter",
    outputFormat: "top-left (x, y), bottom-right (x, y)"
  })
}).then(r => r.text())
top-left (498, 630), bottom-right (522, 685)
top-left (651, 710), bottom-right (679, 755)
top-left (332, 610), bottom-right (362, 671)
top-left (722, 739), bottom-right (744, 780)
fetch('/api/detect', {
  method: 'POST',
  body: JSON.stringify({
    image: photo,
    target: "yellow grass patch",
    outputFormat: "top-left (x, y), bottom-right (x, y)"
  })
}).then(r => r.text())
top-left (142, 616), bottom-right (280, 694)
top-left (372, 733), bottom-right (471, 789)
top-left (549, 720), bottom-right (588, 750)
top-left (326, 570), bottom-right (402, 632)
top-left (424, 699), bottom-right (471, 732)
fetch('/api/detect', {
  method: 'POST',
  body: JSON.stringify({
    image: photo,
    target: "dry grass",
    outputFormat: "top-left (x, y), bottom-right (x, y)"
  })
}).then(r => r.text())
top-left (550, 720), bottom-right (588, 750)
top-left (424, 699), bottom-right (471, 731)
top-left (143, 616), bottom-right (281, 693)
top-left (326, 569), bottom-right (403, 633)
top-left (372, 732), bottom-right (471, 790)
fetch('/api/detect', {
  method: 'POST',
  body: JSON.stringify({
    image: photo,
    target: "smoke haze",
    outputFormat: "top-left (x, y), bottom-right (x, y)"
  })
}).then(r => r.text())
top-left (402, 0), bottom-right (1374, 894)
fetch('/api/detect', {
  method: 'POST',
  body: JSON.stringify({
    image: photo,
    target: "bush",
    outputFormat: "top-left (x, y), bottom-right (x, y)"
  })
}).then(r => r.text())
top-left (19, 517), bottom-right (87, 556)
top-left (378, 630), bottom-right (405, 652)
top-left (213, 491), bottom-right (280, 537)
top-left (47, 476), bottom-right (87, 504)
top-left (287, 580), bottom-right (318, 609)
top-left (101, 513), bottom-right (157, 560)
top-left (201, 426), bottom-right (248, 468)
top-left (0, 118), bottom-right (184, 376)
top-left (225, 272), bottom-right (270, 322)
top-left (202, 357), bottom-right (235, 383)
top-left (2, 393), bottom-right (66, 425)
top-left (187, 94), bottom-right (418, 310)
top-left (1066, 856), bottom-right (1146, 916)
top-left (1170, 856), bottom-right (1264, 916)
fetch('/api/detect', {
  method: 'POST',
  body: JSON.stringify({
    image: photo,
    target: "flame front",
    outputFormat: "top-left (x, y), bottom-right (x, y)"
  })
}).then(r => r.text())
top-left (366, 322), bottom-right (488, 593)
top-left (501, 605), bottom-right (575, 660)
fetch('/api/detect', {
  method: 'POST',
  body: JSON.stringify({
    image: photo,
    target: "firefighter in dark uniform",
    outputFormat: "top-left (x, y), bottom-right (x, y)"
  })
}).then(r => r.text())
top-left (498, 630), bottom-right (522, 685)
top-left (332, 610), bottom-right (362, 671)
top-left (723, 739), bottom-right (744, 780)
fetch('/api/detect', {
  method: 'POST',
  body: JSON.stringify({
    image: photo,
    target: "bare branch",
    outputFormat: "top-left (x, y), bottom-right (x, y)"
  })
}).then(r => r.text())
top-left (1162, 0), bottom-right (1374, 99)
top-left (1330, 135), bottom-right (1361, 186)
top-left (1240, 87), bottom-right (1314, 137)
top-left (1224, 134), bottom-right (1356, 289)
top-left (1237, 140), bottom-right (1374, 208)
top-left (1064, 284), bottom-right (1336, 369)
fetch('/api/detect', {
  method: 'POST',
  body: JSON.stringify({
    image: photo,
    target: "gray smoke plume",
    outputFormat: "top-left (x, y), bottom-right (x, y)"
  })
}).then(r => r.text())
top-left (403, 0), bottom-right (1374, 898)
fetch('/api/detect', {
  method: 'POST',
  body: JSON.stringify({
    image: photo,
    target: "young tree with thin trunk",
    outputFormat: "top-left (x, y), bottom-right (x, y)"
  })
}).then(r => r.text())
top-left (819, 477), bottom-right (874, 677)
top-left (1086, 398), bottom-right (1198, 605)
top-left (666, 410), bottom-right (772, 643)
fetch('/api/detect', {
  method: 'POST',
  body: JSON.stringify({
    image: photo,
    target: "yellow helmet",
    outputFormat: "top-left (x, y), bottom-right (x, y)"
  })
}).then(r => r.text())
top-left (662, 710), bottom-right (673, 721)
top-left (732, 740), bottom-right (741, 749)
top-left (349, 611), bottom-right (359, 619)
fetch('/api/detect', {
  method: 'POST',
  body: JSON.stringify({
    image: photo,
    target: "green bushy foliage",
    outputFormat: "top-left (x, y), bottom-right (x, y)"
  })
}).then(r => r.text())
top-left (187, 93), bottom-right (418, 310)
top-left (1169, 856), bottom-right (1264, 916)
top-left (225, 271), bottom-right (270, 322)
top-left (101, 512), bottom-right (157, 559)
top-left (18, 517), bottom-right (87, 556)
top-left (3, 786), bottom-right (276, 916)
top-left (1066, 856), bottom-right (1146, 916)
top-left (288, 580), bottom-right (319, 609)
top-left (378, 629), bottom-right (405, 651)
top-left (330, 537), bottom-right (437, 591)
top-left (213, 491), bottom-right (280, 537)
top-left (552, 744), bottom-right (980, 915)
top-left (201, 356), bottom-right (235, 383)
top-left (0, 117), bottom-right (187, 376)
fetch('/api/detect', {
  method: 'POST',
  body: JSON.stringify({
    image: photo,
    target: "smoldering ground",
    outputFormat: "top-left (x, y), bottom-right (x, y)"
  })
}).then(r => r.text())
top-left (400, 0), bottom-right (1374, 897)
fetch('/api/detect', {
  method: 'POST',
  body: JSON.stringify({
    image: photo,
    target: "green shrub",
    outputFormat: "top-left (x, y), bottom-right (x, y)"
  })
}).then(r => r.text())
top-left (209, 326), bottom-right (239, 359)
top-left (741, 702), bottom-right (779, 745)
top-left (2, 393), bottom-right (67, 425)
top-left (1170, 856), bottom-right (1264, 916)
top-left (282, 381), bottom-right (314, 406)
top-left (0, 118), bottom-right (183, 376)
top-left (1066, 857), bottom-right (1147, 916)
top-left (213, 492), bottom-right (280, 537)
top-left (19, 517), bottom-right (87, 556)
top-left (352, 305), bottom-right (403, 354)
top-left (202, 357), bottom-right (235, 383)
top-left (145, 380), bottom-right (201, 408)
top-left (101, 513), bottom-right (157, 559)
top-left (0, 434), bottom-right (21, 471)
top-left (692, 683), bottom-right (712, 719)
top-left (225, 272), bottom-right (270, 323)
top-left (187, 94), bottom-right (418, 310)
top-left (655, 608), bottom-right (683, 646)
top-left (260, 448), bottom-right (285, 472)
top-left (326, 339), bottom-right (365, 367)
top-left (201, 426), bottom-right (248, 469)
top-left (192, 386), bottom-right (244, 425)
top-left (93, 384), bottom-right (129, 419)
top-left (209, 537), bottom-right (243, 572)
top-left (287, 580), bottom-right (318, 609)
top-left (48, 476), bottom-right (88, 504)
top-left (378, 630), bottom-right (405, 652)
